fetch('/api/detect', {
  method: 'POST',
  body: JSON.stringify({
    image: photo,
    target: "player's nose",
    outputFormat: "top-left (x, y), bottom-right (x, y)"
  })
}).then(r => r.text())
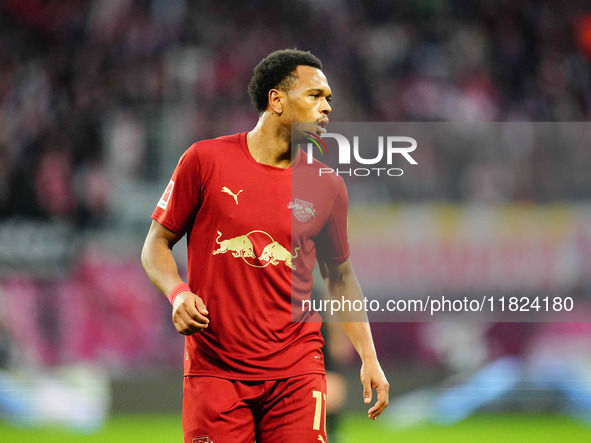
top-left (321, 97), bottom-right (331, 115)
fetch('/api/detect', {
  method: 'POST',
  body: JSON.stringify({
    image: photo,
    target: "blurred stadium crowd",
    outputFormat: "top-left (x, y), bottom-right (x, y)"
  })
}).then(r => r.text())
top-left (2, 0), bottom-right (591, 224)
top-left (1, 0), bottom-right (591, 413)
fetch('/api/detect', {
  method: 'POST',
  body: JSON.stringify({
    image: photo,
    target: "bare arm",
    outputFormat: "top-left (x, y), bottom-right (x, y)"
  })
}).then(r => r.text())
top-left (141, 220), bottom-right (209, 335)
top-left (318, 258), bottom-right (389, 420)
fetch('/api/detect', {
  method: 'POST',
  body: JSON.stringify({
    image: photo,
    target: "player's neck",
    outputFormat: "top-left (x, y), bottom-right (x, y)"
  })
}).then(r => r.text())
top-left (246, 115), bottom-right (295, 169)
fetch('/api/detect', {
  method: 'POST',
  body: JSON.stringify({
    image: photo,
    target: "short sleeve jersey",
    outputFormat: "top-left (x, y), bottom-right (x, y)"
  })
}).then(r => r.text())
top-left (152, 132), bottom-right (350, 380)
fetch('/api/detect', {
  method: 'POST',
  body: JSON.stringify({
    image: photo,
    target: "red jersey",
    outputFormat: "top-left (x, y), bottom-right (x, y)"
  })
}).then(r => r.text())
top-left (152, 132), bottom-right (350, 380)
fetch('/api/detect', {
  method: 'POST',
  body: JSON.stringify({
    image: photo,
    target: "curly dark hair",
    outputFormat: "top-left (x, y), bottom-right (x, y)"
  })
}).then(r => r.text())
top-left (247, 49), bottom-right (323, 113)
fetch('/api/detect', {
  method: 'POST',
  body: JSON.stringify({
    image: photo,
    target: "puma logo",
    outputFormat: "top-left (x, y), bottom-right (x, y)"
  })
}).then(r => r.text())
top-left (221, 186), bottom-right (243, 204)
top-left (317, 435), bottom-right (326, 443)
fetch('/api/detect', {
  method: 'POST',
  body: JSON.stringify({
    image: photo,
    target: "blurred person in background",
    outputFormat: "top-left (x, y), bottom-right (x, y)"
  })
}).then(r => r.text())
top-left (141, 49), bottom-right (389, 443)
top-left (0, 303), bottom-right (109, 431)
top-left (387, 319), bottom-right (591, 425)
top-left (321, 321), bottom-right (352, 443)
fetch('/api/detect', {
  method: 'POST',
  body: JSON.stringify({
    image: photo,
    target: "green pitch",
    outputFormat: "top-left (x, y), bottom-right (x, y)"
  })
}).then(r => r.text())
top-left (1, 413), bottom-right (590, 442)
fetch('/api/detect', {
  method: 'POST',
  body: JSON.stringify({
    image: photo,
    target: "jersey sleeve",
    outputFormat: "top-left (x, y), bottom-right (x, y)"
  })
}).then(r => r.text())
top-left (152, 144), bottom-right (201, 235)
top-left (315, 178), bottom-right (350, 263)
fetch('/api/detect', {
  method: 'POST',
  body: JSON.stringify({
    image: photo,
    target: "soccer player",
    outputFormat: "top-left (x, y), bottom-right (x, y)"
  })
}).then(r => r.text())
top-left (141, 49), bottom-right (389, 443)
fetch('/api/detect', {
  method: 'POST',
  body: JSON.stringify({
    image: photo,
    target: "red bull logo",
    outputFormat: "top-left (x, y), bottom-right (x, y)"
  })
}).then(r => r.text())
top-left (213, 230), bottom-right (299, 269)
top-left (213, 231), bottom-right (255, 258)
top-left (259, 241), bottom-right (300, 270)
top-left (288, 199), bottom-right (317, 223)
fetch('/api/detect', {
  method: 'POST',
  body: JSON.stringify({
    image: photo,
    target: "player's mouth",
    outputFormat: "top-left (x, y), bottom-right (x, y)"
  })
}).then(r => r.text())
top-left (317, 119), bottom-right (329, 133)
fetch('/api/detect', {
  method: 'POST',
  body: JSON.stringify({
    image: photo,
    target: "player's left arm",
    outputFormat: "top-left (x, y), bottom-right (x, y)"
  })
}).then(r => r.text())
top-left (318, 258), bottom-right (389, 420)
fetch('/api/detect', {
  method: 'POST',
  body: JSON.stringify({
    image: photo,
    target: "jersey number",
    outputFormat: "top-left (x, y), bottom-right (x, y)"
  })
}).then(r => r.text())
top-left (312, 390), bottom-right (327, 432)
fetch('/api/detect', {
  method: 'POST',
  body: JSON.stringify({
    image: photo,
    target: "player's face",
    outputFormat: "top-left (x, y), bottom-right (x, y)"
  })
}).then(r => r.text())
top-left (283, 65), bottom-right (332, 137)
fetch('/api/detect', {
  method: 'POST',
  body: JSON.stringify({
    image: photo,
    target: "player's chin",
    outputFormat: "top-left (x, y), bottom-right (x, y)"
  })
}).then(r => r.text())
top-left (295, 122), bottom-right (323, 136)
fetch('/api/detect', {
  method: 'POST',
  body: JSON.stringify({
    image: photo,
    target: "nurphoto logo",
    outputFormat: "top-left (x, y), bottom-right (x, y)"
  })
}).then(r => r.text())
top-left (304, 132), bottom-right (418, 177)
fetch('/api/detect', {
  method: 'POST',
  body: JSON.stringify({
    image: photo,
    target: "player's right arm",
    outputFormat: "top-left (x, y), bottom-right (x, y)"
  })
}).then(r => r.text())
top-left (141, 220), bottom-right (209, 335)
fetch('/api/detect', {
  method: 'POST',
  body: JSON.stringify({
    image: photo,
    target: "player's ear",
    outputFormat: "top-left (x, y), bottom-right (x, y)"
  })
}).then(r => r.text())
top-left (268, 89), bottom-right (283, 114)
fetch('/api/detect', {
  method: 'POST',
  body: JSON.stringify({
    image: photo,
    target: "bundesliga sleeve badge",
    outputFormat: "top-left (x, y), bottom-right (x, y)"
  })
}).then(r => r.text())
top-left (158, 180), bottom-right (175, 210)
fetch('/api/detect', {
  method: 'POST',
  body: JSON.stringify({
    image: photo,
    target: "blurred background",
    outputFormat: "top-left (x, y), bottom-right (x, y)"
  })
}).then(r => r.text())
top-left (2, 0), bottom-right (591, 441)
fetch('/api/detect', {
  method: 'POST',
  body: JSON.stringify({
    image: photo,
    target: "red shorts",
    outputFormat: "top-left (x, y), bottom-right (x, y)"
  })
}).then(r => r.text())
top-left (182, 373), bottom-right (327, 443)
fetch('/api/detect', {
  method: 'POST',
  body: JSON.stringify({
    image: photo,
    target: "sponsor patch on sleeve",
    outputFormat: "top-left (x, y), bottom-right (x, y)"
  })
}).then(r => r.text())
top-left (158, 180), bottom-right (175, 210)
